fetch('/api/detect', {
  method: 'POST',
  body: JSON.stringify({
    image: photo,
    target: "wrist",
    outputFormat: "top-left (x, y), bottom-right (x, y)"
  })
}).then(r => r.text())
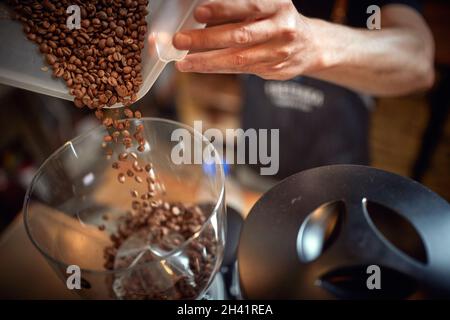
top-left (305, 17), bottom-right (350, 71)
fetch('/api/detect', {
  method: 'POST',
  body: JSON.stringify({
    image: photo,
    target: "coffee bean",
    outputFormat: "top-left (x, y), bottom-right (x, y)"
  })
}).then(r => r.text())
top-left (104, 135), bottom-right (113, 143)
top-left (106, 37), bottom-right (115, 47)
top-left (95, 109), bottom-right (104, 120)
top-left (108, 95), bottom-right (118, 106)
top-left (130, 152), bottom-right (138, 160)
top-left (123, 66), bottom-right (132, 74)
top-left (39, 43), bottom-right (50, 54)
top-left (116, 85), bottom-right (128, 97)
top-left (107, 77), bottom-right (118, 87)
top-left (132, 161), bottom-right (143, 172)
top-left (81, 19), bottom-right (90, 28)
top-left (118, 152), bottom-right (129, 161)
top-left (97, 11), bottom-right (108, 20)
top-left (124, 108), bottom-right (134, 118)
top-left (172, 206), bottom-right (181, 216)
top-left (116, 26), bottom-right (124, 38)
top-left (99, 39), bottom-right (106, 49)
top-left (46, 54), bottom-right (57, 65)
top-left (148, 168), bottom-right (156, 181)
top-left (131, 190), bottom-right (139, 198)
top-left (103, 117), bottom-right (113, 127)
top-left (118, 173), bottom-right (126, 184)
top-left (74, 98), bottom-right (83, 108)
top-left (53, 67), bottom-right (64, 78)
top-left (113, 52), bottom-right (122, 61)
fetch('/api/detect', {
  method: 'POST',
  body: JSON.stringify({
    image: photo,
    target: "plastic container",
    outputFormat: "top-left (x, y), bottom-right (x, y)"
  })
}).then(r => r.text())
top-left (0, 0), bottom-right (205, 108)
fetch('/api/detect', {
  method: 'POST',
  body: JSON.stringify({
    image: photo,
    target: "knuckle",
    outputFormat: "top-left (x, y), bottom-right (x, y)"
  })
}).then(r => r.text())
top-left (197, 30), bottom-right (213, 47)
top-left (233, 26), bottom-right (252, 45)
top-left (248, 0), bottom-right (264, 14)
top-left (275, 47), bottom-right (292, 61)
top-left (278, 1), bottom-right (294, 12)
top-left (233, 54), bottom-right (247, 67)
top-left (210, 2), bottom-right (226, 16)
top-left (270, 63), bottom-right (285, 72)
top-left (280, 27), bottom-right (298, 42)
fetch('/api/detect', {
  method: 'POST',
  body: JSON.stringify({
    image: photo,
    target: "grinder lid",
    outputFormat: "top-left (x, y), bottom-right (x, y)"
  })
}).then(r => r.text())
top-left (238, 165), bottom-right (450, 299)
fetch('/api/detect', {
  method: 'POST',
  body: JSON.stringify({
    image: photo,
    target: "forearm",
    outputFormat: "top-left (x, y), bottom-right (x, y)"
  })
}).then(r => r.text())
top-left (305, 9), bottom-right (435, 97)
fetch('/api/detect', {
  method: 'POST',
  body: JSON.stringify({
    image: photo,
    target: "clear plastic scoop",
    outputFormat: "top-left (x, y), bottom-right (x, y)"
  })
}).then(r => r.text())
top-left (0, 0), bottom-right (205, 109)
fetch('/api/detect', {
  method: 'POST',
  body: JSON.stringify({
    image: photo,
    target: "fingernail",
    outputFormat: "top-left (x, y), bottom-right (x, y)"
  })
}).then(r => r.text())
top-left (173, 33), bottom-right (192, 49)
top-left (195, 6), bottom-right (212, 21)
top-left (176, 60), bottom-right (193, 72)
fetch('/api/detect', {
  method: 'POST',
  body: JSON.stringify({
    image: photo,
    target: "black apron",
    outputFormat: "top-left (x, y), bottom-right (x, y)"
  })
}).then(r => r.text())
top-left (242, 75), bottom-right (371, 180)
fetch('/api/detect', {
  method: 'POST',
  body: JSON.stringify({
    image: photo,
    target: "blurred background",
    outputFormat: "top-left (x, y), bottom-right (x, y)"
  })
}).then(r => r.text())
top-left (0, 0), bottom-right (449, 234)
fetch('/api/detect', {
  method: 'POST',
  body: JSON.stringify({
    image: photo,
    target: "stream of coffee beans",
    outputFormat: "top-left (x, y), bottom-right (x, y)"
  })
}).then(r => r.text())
top-left (11, 0), bottom-right (218, 299)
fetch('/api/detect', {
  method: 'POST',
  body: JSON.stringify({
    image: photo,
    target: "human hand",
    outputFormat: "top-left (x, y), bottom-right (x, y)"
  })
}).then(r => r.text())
top-left (172, 0), bottom-right (326, 80)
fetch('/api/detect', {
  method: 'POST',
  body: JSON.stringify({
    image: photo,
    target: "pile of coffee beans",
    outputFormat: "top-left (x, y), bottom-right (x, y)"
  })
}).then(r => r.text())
top-left (9, 0), bottom-right (148, 109)
top-left (103, 202), bottom-right (218, 300)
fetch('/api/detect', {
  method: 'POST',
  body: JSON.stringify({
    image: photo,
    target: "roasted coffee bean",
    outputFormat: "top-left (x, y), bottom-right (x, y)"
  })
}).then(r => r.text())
top-left (46, 53), bottom-right (57, 65)
top-left (124, 108), bottom-right (134, 118)
top-left (39, 43), bottom-right (50, 54)
top-left (112, 131), bottom-right (121, 141)
top-left (118, 152), bottom-right (129, 161)
top-left (132, 161), bottom-right (143, 172)
top-left (106, 37), bottom-right (115, 47)
top-left (108, 95), bottom-right (118, 106)
top-left (116, 26), bottom-right (124, 38)
top-left (103, 117), bottom-right (113, 127)
top-left (131, 190), bottom-right (139, 198)
top-left (172, 206), bottom-right (181, 216)
top-left (148, 168), bottom-right (156, 181)
top-left (95, 109), bottom-right (104, 120)
top-left (107, 77), bottom-right (118, 87)
top-left (130, 152), bottom-right (138, 160)
top-left (116, 85), bottom-right (128, 97)
top-left (118, 173), bottom-right (126, 184)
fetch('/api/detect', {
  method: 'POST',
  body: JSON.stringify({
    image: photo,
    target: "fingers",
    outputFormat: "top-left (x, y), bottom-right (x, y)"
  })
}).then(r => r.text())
top-left (175, 40), bottom-right (290, 74)
top-left (194, 0), bottom-right (287, 24)
top-left (173, 19), bottom-right (277, 51)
